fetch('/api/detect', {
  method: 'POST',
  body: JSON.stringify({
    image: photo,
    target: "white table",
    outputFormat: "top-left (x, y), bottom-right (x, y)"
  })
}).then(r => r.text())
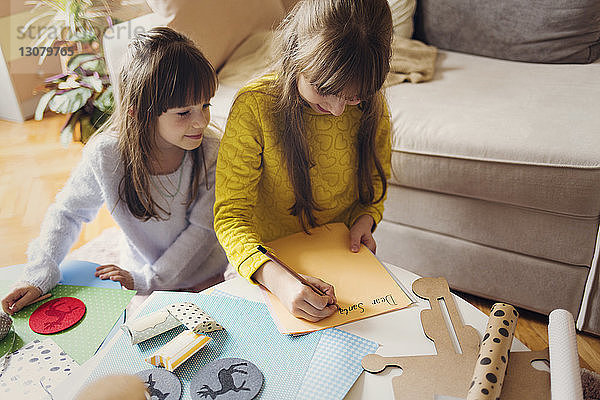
top-left (54, 263), bottom-right (528, 399)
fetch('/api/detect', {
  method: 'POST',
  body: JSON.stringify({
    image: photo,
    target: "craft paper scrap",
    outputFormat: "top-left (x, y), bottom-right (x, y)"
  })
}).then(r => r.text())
top-left (167, 302), bottom-right (223, 333)
top-left (210, 287), bottom-right (379, 399)
top-left (263, 223), bottom-right (413, 334)
top-left (298, 328), bottom-right (379, 400)
top-left (122, 308), bottom-right (182, 345)
top-left (86, 291), bottom-right (322, 400)
top-left (146, 330), bottom-right (212, 371)
top-left (210, 289), bottom-right (239, 300)
top-left (0, 338), bottom-right (79, 399)
top-left (0, 281), bottom-right (135, 363)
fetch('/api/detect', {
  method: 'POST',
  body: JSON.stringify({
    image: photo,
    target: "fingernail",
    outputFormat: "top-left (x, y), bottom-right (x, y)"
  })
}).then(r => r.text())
top-left (352, 246), bottom-right (358, 252)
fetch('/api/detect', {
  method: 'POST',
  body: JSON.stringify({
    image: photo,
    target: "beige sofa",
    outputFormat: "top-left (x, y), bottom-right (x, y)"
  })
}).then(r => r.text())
top-left (104, 1), bottom-right (600, 335)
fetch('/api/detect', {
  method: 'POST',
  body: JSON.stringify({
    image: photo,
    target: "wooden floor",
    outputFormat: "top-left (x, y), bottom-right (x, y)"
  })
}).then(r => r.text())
top-left (1, 113), bottom-right (600, 374)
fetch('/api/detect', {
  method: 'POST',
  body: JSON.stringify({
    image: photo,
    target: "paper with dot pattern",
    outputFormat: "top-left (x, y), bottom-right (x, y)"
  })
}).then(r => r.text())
top-left (0, 338), bottom-right (78, 399)
top-left (0, 281), bottom-right (135, 363)
top-left (167, 302), bottom-right (223, 333)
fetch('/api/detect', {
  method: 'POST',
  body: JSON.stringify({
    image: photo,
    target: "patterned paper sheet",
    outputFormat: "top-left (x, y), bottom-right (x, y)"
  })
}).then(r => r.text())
top-left (88, 291), bottom-right (322, 399)
top-left (211, 290), bottom-right (379, 400)
top-left (0, 282), bottom-right (135, 363)
top-left (167, 302), bottom-right (222, 333)
top-left (88, 291), bottom-right (378, 399)
top-left (0, 338), bottom-right (79, 399)
top-left (298, 329), bottom-right (378, 400)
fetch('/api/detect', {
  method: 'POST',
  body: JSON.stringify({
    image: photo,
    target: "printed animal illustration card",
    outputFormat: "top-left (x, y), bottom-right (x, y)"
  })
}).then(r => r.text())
top-left (263, 223), bottom-right (413, 334)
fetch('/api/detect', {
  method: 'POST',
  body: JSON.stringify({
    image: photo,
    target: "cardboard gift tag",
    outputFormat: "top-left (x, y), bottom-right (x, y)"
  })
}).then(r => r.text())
top-left (362, 277), bottom-right (550, 400)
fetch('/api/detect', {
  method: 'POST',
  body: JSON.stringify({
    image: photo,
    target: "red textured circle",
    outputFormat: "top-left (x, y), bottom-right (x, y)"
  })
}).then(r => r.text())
top-left (29, 297), bottom-right (86, 334)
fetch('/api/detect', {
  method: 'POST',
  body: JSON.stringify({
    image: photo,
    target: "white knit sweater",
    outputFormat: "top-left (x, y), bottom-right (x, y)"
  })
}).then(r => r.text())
top-left (23, 131), bottom-right (227, 294)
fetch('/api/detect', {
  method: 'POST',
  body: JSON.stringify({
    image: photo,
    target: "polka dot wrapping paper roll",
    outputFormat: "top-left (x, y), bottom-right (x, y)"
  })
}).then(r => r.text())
top-left (467, 303), bottom-right (519, 400)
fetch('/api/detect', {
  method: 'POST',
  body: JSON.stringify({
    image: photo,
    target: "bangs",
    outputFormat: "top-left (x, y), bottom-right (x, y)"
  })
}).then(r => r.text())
top-left (302, 34), bottom-right (389, 101)
top-left (155, 44), bottom-right (217, 113)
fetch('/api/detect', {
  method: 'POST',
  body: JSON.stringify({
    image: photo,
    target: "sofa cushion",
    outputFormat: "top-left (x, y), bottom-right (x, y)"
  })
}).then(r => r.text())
top-left (389, 0), bottom-right (417, 39)
top-left (386, 50), bottom-right (600, 217)
top-left (413, 0), bottom-right (600, 64)
top-left (374, 221), bottom-right (589, 320)
top-left (149, 0), bottom-right (285, 70)
top-left (384, 186), bottom-right (599, 266)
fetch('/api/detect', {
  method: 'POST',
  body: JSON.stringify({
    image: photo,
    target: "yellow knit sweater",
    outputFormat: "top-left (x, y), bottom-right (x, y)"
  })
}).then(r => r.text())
top-left (214, 75), bottom-right (391, 280)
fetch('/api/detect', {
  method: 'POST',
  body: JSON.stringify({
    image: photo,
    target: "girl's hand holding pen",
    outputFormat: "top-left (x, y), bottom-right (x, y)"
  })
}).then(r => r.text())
top-left (254, 261), bottom-right (337, 322)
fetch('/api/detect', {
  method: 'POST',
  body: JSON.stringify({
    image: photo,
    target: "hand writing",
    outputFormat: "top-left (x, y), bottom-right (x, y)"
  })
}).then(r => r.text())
top-left (254, 261), bottom-right (337, 322)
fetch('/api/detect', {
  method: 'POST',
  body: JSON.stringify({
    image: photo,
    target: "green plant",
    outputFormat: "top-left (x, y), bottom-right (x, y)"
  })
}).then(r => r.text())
top-left (26, 0), bottom-right (114, 144)
top-left (35, 53), bottom-right (113, 145)
top-left (24, 0), bottom-right (111, 62)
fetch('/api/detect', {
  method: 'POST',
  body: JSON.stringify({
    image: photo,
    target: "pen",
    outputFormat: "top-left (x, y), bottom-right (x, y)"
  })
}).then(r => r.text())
top-left (257, 245), bottom-right (334, 303)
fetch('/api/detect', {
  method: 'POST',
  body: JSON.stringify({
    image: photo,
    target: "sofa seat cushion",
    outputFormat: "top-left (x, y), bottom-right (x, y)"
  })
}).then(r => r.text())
top-left (384, 185), bottom-right (599, 266)
top-left (386, 50), bottom-right (600, 217)
top-left (374, 221), bottom-right (589, 323)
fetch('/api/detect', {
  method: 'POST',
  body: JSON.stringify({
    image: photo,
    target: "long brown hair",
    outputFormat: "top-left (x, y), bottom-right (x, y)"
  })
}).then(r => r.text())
top-left (271, 0), bottom-right (392, 231)
top-left (107, 27), bottom-right (217, 221)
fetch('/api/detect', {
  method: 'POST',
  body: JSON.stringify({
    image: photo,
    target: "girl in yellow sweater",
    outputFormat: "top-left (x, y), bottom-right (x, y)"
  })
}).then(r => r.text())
top-left (214, 0), bottom-right (392, 322)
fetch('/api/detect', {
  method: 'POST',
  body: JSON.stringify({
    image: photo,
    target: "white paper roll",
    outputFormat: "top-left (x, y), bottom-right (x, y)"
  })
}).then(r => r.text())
top-left (548, 309), bottom-right (583, 400)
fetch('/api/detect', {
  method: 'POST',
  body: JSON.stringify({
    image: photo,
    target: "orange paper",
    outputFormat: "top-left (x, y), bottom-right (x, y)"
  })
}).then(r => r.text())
top-left (264, 223), bottom-right (413, 334)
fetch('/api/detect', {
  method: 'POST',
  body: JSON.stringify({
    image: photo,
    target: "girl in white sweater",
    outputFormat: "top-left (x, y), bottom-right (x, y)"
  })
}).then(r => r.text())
top-left (2, 27), bottom-right (227, 314)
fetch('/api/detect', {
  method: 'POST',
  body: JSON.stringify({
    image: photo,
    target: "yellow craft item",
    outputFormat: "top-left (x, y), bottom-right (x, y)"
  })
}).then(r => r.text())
top-left (145, 330), bottom-right (211, 371)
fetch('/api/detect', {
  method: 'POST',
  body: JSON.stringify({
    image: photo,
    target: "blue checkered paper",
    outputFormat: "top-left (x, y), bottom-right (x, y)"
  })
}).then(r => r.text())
top-left (211, 290), bottom-right (379, 399)
top-left (298, 329), bottom-right (378, 399)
